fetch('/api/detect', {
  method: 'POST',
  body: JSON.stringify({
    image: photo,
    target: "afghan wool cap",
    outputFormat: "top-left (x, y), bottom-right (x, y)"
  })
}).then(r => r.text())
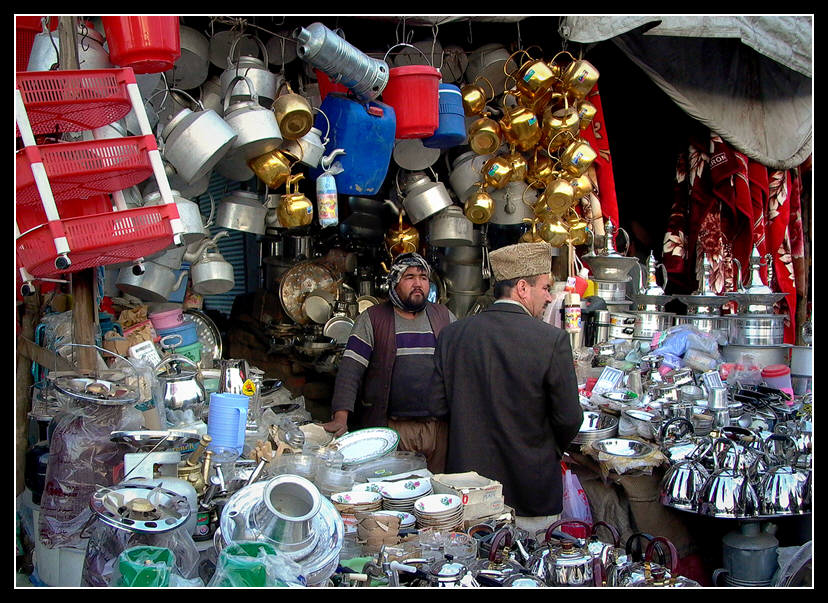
top-left (488, 242), bottom-right (553, 282)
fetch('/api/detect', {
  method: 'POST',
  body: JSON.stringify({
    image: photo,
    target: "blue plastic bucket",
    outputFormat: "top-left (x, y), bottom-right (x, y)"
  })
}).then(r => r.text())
top-left (207, 393), bottom-right (249, 455)
top-left (309, 93), bottom-right (396, 196)
top-left (156, 318), bottom-right (198, 347)
top-left (422, 84), bottom-right (467, 149)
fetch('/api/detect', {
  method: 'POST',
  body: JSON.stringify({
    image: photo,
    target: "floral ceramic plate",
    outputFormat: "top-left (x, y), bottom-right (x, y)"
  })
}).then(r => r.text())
top-left (330, 490), bottom-right (382, 506)
top-left (414, 494), bottom-right (462, 514)
top-left (351, 482), bottom-right (389, 494)
top-left (331, 428), bottom-right (400, 466)
top-left (380, 478), bottom-right (433, 500)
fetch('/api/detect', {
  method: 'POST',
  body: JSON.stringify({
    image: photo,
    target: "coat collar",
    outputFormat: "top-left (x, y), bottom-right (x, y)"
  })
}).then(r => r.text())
top-left (486, 300), bottom-right (532, 316)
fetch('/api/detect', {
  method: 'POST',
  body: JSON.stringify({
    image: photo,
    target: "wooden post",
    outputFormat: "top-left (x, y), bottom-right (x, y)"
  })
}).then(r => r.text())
top-left (57, 16), bottom-right (98, 371)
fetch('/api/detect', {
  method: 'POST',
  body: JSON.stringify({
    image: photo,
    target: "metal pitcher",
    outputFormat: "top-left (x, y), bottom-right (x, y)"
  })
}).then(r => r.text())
top-left (155, 355), bottom-right (206, 413)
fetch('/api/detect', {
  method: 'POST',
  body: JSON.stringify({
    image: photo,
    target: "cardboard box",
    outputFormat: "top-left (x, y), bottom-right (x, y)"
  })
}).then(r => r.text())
top-left (462, 505), bottom-right (514, 531)
top-left (431, 472), bottom-right (505, 521)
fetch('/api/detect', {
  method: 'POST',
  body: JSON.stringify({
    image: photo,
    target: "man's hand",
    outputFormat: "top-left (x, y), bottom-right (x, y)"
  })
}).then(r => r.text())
top-left (322, 410), bottom-right (349, 437)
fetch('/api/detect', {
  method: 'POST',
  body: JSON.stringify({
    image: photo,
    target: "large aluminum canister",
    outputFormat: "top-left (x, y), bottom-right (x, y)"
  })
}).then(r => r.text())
top-left (293, 23), bottom-right (389, 102)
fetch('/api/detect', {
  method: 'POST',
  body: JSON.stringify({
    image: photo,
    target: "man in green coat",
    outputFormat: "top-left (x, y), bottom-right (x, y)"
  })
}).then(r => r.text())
top-left (431, 241), bottom-right (583, 538)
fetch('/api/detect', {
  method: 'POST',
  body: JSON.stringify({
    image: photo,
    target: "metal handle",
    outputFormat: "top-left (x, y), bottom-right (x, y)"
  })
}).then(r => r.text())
top-left (644, 537), bottom-right (678, 574)
top-left (488, 527), bottom-right (514, 562)
top-left (222, 74), bottom-right (258, 110)
top-left (544, 518), bottom-right (592, 543)
top-left (227, 32), bottom-right (269, 70)
top-left (383, 42), bottom-right (432, 67)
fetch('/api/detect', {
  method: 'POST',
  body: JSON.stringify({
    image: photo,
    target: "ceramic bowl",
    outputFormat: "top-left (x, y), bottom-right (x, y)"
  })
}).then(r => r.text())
top-left (414, 494), bottom-right (462, 514)
top-left (380, 478), bottom-right (433, 500)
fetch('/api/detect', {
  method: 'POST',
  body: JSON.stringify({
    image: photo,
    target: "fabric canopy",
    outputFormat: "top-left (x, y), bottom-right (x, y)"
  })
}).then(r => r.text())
top-left (561, 16), bottom-right (813, 169)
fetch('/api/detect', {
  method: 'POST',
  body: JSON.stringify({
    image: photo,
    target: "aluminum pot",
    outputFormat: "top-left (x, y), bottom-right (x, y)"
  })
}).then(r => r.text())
top-left (216, 75), bottom-right (283, 181)
top-left (464, 44), bottom-right (517, 97)
top-left (191, 244), bottom-right (235, 296)
top-left (442, 261), bottom-right (485, 292)
top-left (27, 21), bottom-right (112, 71)
top-left (403, 181), bottom-right (454, 225)
top-left (429, 205), bottom-right (475, 247)
top-left (490, 182), bottom-right (535, 225)
top-left (160, 100), bottom-right (238, 185)
top-left (220, 35), bottom-right (279, 108)
top-left (446, 289), bottom-right (484, 319)
top-left (165, 25), bottom-right (210, 90)
top-left (728, 314), bottom-right (785, 346)
top-left (142, 189), bottom-right (210, 245)
top-left (449, 151), bottom-right (492, 200)
top-left (280, 112), bottom-right (329, 168)
top-left (593, 279), bottom-right (629, 302)
top-left (116, 261), bottom-right (187, 303)
top-left (215, 190), bottom-right (268, 236)
top-left (633, 311), bottom-right (674, 339)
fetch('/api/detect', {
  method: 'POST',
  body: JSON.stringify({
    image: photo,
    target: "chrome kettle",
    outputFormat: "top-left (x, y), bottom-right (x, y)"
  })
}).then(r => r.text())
top-left (155, 355), bottom-right (207, 415)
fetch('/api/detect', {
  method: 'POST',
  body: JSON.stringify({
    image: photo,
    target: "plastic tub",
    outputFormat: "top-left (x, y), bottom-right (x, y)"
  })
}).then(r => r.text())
top-left (381, 65), bottom-right (441, 139)
top-left (149, 307), bottom-right (184, 330)
top-left (174, 341), bottom-right (202, 364)
top-left (156, 319), bottom-right (199, 347)
top-left (422, 84), bottom-right (467, 149)
top-left (101, 16), bottom-right (180, 74)
top-left (761, 364), bottom-right (794, 399)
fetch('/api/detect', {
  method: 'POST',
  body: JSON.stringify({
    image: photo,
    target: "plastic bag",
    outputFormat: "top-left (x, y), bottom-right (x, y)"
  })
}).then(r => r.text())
top-left (207, 541), bottom-right (305, 587)
top-left (561, 463), bottom-right (592, 538)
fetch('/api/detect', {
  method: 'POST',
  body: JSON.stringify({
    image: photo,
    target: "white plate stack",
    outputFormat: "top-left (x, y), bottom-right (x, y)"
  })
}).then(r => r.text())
top-left (413, 494), bottom-right (464, 531)
top-left (371, 510), bottom-right (417, 532)
top-left (380, 478), bottom-right (433, 513)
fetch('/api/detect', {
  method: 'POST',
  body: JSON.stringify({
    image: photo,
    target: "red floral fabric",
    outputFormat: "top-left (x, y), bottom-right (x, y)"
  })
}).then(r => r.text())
top-left (580, 85), bottom-right (619, 230)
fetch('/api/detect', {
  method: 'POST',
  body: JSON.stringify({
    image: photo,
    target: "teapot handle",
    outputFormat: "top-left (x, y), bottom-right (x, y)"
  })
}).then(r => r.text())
top-left (227, 32), bottom-right (269, 71)
top-left (543, 518), bottom-right (592, 544)
top-left (590, 521), bottom-right (621, 547)
top-left (764, 433), bottom-right (798, 466)
top-left (222, 74), bottom-right (258, 112)
top-left (644, 537), bottom-right (678, 574)
top-left (624, 532), bottom-right (654, 562)
top-left (659, 417), bottom-right (695, 442)
top-left (592, 556), bottom-right (605, 587)
top-left (488, 527), bottom-right (514, 562)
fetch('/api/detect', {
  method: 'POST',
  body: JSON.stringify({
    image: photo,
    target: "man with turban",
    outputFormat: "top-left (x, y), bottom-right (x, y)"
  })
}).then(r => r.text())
top-left (323, 253), bottom-right (455, 472)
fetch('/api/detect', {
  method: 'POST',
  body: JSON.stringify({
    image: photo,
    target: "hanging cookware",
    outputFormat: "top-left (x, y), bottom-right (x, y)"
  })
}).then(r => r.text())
top-left (467, 113), bottom-right (503, 156)
top-left (190, 242), bottom-right (235, 296)
top-left (527, 148), bottom-right (556, 189)
top-left (449, 151), bottom-right (491, 200)
top-left (464, 183), bottom-right (494, 225)
top-left (422, 83), bottom-right (468, 149)
top-left (540, 173), bottom-right (576, 218)
top-left (393, 138), bottom-right (442, 171)
top-left (27, 19), bottom-right (112, 72)
top-left (557, 51), bottom-right (600, 100)
top-left (559, 136), bottom-right (598, 178)
top-left (142, 189), bottom-right (209, 245)
top-left (220, 35), bottom-right (278, 108)
top-left (535, 215), bottom-right (570, 248)
top-left (155, 354), bottom-right (207, 412)
top-left (429, 205), bottom-right (475, 247)
top-left (659, 438), bottom-right (713, 511)
top-left (215, 190), bottom-right (268, 235)
top-left (248, 147), bottom-right (300, 190)
top-left (280, 108), bottom-right (330, 168)
top-left (382, 43), bottom-right (441, 139)
top-left (566, 209), bottom-right (590, 246)
top-left (159, 91), bottom-right (238, 185)
top-left (541, 97), bottom-right (581, 152)
top-left (217, 75), bottom-right (283, 181)
top-left (464, 43), bottom-right (518, 97)
top-left (266, 30), bottom-right (298, 67)
top-left (101, 16), bottom-right (180, 74)
top-left (481, 155), bottom-right (514, 190)
top-left (277, 173), bottom-right (314, 229)
top-left (279, 261), bottom-right (338, 325)
top-left (209, 29), bottom-right (261, 69)
top-left (505, 47), bottom-right (558, 106)
top-left (165, 25), bottom-right (209, 90)
top-left (499, 92), bottom-right (541, 152)
top-left (461, 76), bottom-right (496, 117)
top-left (293, 22), bottom-right (389, 102)
top-left (116, 261), bottom-right (187, 303)
top-left (308, 93), bottom-right (396, 196)
top-left (401, 171), bottom-right (454, 225)
top-left (577, 100), bottom-right (598, 130)
top-left (491, 181), bottom-right (536, 225)
top-left (272, 80), bottom-right (314, 141)
top-left (385, 210), bottom-right (420, 257)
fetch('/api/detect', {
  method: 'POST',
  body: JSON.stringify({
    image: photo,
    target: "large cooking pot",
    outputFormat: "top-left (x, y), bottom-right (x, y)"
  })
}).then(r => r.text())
top-left (216, 76), bottom-right (283, 181)
top-left (160, 94), bottom-right (238, 185)
top-left (429, 205), bottom-right (475, 247)
top-left (142, 189), bottom-right (210, 245)
top-left (116, 260), bottom-right (187, 303)
top-left (220, 35), bottom-right (279, 108)
top-left (402, 176), bottom-right (454, 225)
top-left (165, 25), bottom-right (210, 90)
top-left (215, 190), bottom-right (268, 235)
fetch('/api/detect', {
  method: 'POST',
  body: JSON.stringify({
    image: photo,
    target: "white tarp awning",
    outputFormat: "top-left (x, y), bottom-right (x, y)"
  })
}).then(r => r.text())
top-left (561, 16), bottom-right (813, 168)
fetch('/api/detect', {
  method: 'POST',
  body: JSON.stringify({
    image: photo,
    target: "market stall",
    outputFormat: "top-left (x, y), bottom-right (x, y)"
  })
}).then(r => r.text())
top-left (15, 15), bottom-right (812, 588)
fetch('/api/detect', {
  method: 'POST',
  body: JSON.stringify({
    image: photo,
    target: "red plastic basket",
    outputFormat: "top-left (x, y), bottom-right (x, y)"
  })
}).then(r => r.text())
top-left (16, 193), bottom-right (113, 233)
top-left (16, 204), bottom-right (178, 277)
top-left (16, 135), bottom-right (156, 208)
top-left (16, 68), bottom-right (136, 135)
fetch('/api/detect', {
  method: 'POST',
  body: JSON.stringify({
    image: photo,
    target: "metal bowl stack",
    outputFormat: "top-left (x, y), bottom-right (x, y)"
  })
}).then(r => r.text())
top-left (572, 411), bottom-right (619, 445)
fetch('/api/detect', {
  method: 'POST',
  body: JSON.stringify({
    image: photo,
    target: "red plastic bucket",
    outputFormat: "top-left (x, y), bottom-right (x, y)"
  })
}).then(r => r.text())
top-left (101, 16), bottom-right (180, 74)
top-left (382, 65), bottom-right (441, 139)
top-left (315, 69), bottom-right (349, 101)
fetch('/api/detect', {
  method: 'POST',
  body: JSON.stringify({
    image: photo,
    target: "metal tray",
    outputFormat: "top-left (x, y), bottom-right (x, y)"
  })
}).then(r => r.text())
top-left (591, 437), bottom-right (655, 459)
top-left (183, 308), bottom-right (222, 363)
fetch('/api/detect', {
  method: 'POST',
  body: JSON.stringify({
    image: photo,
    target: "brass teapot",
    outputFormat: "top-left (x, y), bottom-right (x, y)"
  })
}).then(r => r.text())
top-left (464, 182), bottom-right (494, 225)
top-left (277, 173), bottom-right (313, 228)
top-left (272, 80), bottom-right (313, 141)
top-left (538, 215), bottom-right (570, 247)
top-left (506, 47), bottom-right (558, 106)
top-left (520, 217), bottom-right (545, 243)
top-left (541, 172), bottom-right (576, 218)
top-left (481, 155), bottom-right (515, 190)
top-left (577, 100), bottom-right (597, 130)
top-left (499, 92), bottom-right (542, 152)
top-left (552, 50), bottom-right (600, 100)
top-left (461, 76), bottom-right (496, 116)
top-left (248, 147), bottom-right (300, 189)
top-left (566, 208), bottom-right (590, 246)
top-left (560, 136), bottom-right (598, 177)
top-left (527, 148), bottom-right (556, 189)
top-left (385, 209), bottom-right (420, 257)
top-left (468, 113), bottom-right (503, 155)
top-left (541, 96), bottom-right (581, 152)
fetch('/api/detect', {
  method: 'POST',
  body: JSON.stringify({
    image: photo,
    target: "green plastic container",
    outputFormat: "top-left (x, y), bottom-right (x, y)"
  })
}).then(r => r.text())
top-left (215, 541), bottom-right (283, 587)
top-left (116, 545), bottom-right (176, 587)
top-left (174, 341), bottom-right (202, 364)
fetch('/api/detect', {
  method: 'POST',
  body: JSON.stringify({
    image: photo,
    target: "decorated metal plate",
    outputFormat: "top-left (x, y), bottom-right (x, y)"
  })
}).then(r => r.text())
top-left (52, 375), bottom-right (139, 405)
top-left (278, 261), bottom-right (338, 325)
top-left (183, 308), bottom-right (222, 363)
top-left (331, 427), bottom-right (399, 466)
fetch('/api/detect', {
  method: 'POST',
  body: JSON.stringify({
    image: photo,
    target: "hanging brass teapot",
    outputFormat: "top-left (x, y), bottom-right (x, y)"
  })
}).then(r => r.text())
top-left (570, 172), bottom-right (593, 199)
top-left (277, 173), bottom-right (313, 228)
top-left (468, 113), bottom-right (503, 155)
top-left (499, 92), bottom-right (542, 152)
top-left (537, 215), bottom-right (570, 247)
top-left (552, 50), bottom-right (601, 100)
top-left (577, 99), bottom-right (597, 130)
top-left (505, 47), bottom-right (558, 106)
top-left (505, 148), bottom-right (528, 182)
top-left (566, 208), bottom-right (590, 246)
top-left (464, 182), bottom-right (494, 225)
top-left (461, 76), bottom-right (496, 116)
top-left (272, 80), bottom-right (313, 141)
top-left (481, 155), bottom-right (515, 190)
top-left (520, 217), bottom-right (544, 243)
top-left (541, 171), bottom-right (576, 218)
top-left (541, 96), bottom-right (581, 153)
top-left (560, 135), bottom-right (598, 177)
top-left (385, 210), bottom-right (420, 257)
top-left (248, 147), bottom-right (300, 189)
top-left (527, 148), bottom-right (556, 189)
